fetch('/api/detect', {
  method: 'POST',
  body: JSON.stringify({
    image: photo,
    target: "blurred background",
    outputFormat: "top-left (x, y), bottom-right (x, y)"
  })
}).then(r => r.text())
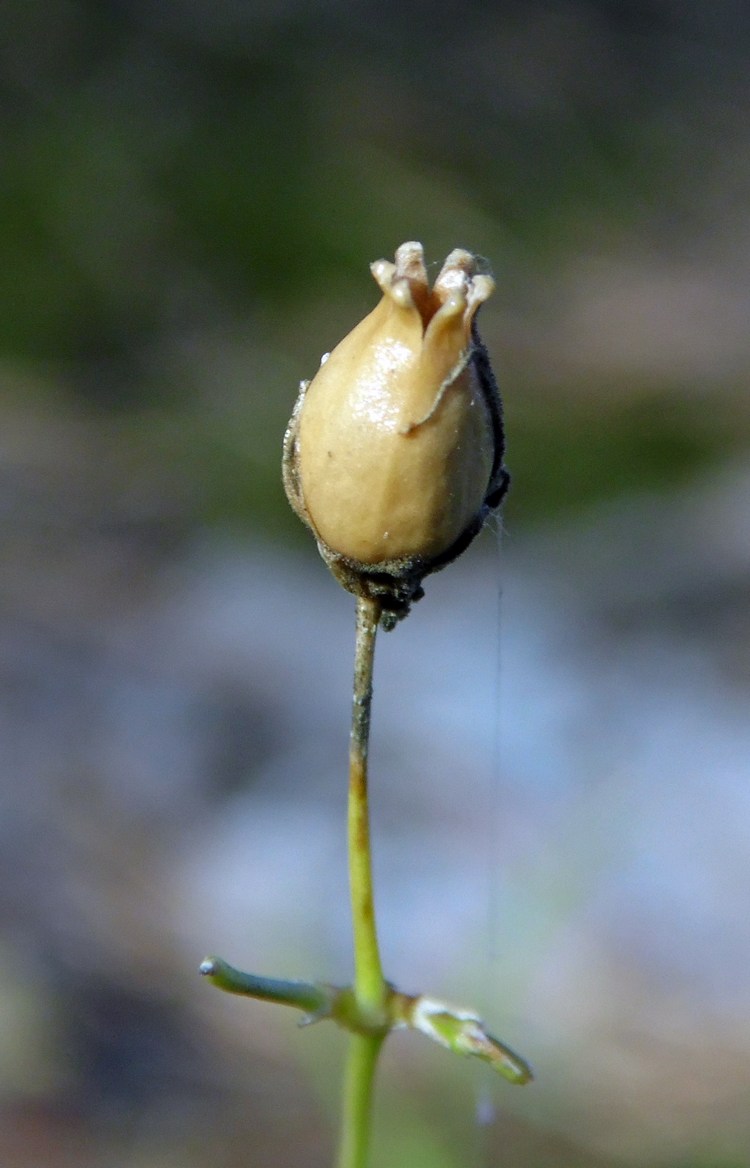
top-left (2, 1), bottom-right (750, 1165)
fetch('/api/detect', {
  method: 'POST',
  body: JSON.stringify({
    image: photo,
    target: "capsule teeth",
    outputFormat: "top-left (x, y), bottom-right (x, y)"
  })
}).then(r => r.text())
top-left (466, 274), bottom-right (495, 317)
top-left (371, 256), bottom-right (418, 311)
top-left (394, 241), bottom-right (428, 288)
top-left (423, 285), bottom-right (470, 351)
top-left (442, 288), bottom-right (468, 317)
top-left (436, 247), bottom-right (476, 284)
top-left (433, 266), bottom-right (469, 302)
top-left (433, 256), bottom-right (474, 307)
top-left (371, 258), bottom-right (396, 293)
top-left (373, 244), bottom-right (492, 327)
top-left (389, 277), bottom-right (415, 309)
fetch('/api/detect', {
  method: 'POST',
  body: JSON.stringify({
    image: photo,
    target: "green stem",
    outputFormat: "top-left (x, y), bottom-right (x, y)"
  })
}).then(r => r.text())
top-left (348, 595), bottom-right (387, 1018)
top-left (335, 596), bottom-right (388, 1168)
top-left (199, 957), bottom-right (330, 1015)
top-left (336, 1033), bottom-right (385, 1168)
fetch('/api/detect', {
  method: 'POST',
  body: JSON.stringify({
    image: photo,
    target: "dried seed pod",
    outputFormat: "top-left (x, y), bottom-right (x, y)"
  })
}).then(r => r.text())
top-left (283, 242), bottom-right (509, 628)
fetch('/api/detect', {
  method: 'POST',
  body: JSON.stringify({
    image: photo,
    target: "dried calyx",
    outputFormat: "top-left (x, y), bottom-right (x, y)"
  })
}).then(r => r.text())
top-left (283, 241), bottom-right (509, 628)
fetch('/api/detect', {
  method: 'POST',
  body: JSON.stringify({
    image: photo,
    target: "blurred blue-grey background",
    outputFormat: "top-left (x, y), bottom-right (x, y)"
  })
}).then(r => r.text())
top-left (2, 2), bottom-right (750, 1165)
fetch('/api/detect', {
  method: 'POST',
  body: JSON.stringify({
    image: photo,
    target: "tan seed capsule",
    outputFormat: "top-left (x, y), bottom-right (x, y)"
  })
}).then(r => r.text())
top-left (283, 242), bottom-right (508, 627)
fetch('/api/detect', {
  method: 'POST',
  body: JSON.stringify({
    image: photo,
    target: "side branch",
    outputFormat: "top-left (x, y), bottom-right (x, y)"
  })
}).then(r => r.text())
top-left (199, 957), bottom-right (330, 1017)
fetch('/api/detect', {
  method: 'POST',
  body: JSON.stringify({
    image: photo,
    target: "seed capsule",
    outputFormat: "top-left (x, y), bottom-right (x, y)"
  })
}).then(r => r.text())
top-left (283, 242), bottom-right (508, 627)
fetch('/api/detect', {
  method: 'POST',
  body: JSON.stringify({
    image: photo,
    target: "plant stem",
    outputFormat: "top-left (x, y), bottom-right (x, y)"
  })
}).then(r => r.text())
top-left (335, 596), bottom-right (388, 1168)
top-left (198, 957), bottom-right (330, 1016)
top-left (348, 595), bottom-right (387, 1017)
top-left (336, 1033), bottom-right (385, 1168)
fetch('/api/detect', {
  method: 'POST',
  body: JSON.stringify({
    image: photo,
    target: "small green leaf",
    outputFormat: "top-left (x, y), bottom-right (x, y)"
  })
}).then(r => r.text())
top-left (407, 995), bottom-right (533, 1085)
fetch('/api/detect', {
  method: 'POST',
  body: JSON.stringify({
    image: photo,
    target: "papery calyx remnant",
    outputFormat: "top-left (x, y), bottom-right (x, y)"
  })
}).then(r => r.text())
top-left (283, 241), bottom-right (509, 627)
